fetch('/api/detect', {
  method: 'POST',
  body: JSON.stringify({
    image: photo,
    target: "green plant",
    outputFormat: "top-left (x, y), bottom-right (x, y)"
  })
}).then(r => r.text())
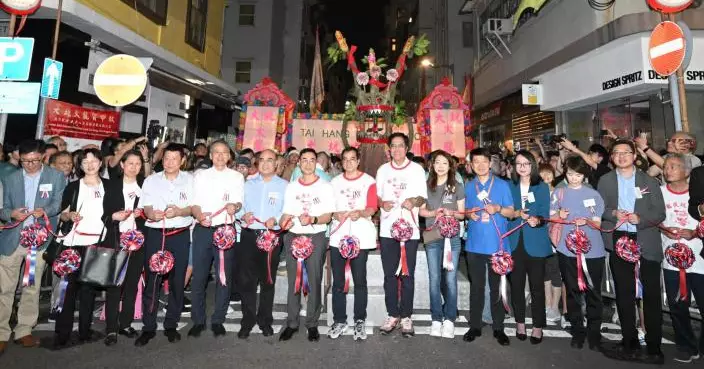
top-left (392, 100), bottom-right (408, 126)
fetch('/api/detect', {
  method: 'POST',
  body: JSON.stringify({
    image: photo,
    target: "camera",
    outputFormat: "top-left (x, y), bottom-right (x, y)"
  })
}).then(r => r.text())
top-left (550, 134), bottom-right (566, 145)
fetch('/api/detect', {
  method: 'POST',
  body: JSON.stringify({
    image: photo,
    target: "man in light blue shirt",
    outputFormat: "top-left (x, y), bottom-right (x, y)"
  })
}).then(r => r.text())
top-left (616, 170), bottom-right (637, 232)
top-left (237, 149), bottom-right (288, 338)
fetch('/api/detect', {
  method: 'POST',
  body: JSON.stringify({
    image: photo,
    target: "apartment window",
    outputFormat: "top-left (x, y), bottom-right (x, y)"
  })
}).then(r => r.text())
top-left (121, 0), bottom-right (168, 25)
top-left (186, 0), bottom-right (208, 51)
top-left (235, 61), bottom-right (252, 84)
top-left (239, 4), bottom-right (255, 26)
top-left (462, 22), bottom-right (474, 48)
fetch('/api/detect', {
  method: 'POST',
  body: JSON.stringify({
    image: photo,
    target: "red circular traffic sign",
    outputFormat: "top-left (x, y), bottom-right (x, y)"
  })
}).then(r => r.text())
top-left (648, 21), bottom-right (686, 76)
top-left (647, 0), bottom-right (693, 13)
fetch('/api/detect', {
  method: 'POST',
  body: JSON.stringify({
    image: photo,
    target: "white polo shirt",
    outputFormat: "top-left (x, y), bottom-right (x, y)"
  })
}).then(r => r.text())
top-left (193, 166), bottom-right (245, 227)
top-left (282, 176), bottom-right (336, 235)
top-left (329, 172), bottom-right (378, 250)
top-left (376, 159), bottom-right (427, 240)
top-left (139, 170), bottom-right (194, 229)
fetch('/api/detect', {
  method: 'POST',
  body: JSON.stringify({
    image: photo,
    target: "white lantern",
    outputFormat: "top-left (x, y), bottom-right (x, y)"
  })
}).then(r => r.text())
top-left (0, 0), bottom-right (42, 15)
top-left (646, 0), bottom-right (694, 13)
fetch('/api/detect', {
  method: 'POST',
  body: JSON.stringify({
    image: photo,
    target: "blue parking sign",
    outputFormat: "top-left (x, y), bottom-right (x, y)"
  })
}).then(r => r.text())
top-left (0, 37), bottom-right (34, 81)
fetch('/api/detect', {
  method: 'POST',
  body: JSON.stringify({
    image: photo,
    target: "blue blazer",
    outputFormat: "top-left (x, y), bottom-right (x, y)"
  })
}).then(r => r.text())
top-left (507, 181), bottom-right (552, 257)
top-left (0, 166), bottom-right (66, 256)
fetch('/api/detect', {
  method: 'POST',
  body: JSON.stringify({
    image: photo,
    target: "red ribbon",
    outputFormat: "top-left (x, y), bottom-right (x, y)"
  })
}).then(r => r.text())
top-left (679, 268), bottom-right (688, 301)
top-left (344, 259), bottom-right (353, 293)
top-left (399, 240), bottom-right (409, 276)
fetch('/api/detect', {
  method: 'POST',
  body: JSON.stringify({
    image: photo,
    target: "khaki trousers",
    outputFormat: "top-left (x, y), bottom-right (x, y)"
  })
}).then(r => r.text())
top-left (0, 246), bottom-right (46, 341)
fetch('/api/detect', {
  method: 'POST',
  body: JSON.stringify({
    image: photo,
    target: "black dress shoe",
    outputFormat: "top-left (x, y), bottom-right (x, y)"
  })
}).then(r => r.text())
top-left (188, 324), bottom-right (206, 338)
top-left (78, 330), bottom-right (102, 343)
top-left (307, 327), bottom-right (320, 342)
top-left (642, 349), bottom-right (665, 365)
top-left (463, 328), bottom-right (482, 342)
top-left (164, 329), bottom-right (181, 343)
top-left (51, 334), bottom-right (70, 351)
top-left (104, 333), bottom-right (118, 347)
top-left (279, 327), bottom-right (298, 341)
top-left (260, 325), bottom-right (274, 337)
top-left (604, 344), bottom-right (641, 362)
top-left (134, 332), bottom-right (156, 347)
top-left (570, 335), bottom-right (585, 349)
top-left (237, 327), bottom-right (251, 339)
top-left (212, 324), bottom-right (226, 337)
top-left (493, 330), bottom-right (510, 346)
top-left (118, 327), bottom-right (138, 338)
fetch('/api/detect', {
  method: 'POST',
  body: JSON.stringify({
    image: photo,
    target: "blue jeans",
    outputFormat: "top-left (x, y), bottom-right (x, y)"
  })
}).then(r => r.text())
top-left (425, 237), bottom-right (461, 322)
top-left (663, 269), bottom-right (704, 355)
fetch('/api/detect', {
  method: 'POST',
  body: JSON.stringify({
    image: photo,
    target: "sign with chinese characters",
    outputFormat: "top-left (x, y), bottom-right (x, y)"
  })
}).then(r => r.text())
top-left (429, 109), bottom-right (466, 158)
top-left (45, 100), bottom-right (120, 140)
top-left (241, 105), bottom-right (280, 151)
top-left (291, 118), bottom-right (358, 154)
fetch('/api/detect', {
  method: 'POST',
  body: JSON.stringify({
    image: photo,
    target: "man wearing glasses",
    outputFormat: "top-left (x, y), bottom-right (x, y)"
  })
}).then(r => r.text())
top-left (597, 139), bottom-right (666, 364)
top-left (0, 140), bottom-right (66, 355)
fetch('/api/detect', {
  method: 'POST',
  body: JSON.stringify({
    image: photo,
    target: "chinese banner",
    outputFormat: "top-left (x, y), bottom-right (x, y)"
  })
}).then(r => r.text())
top-left (429, 109), bottom-right (465, 159)
top-left (291, 119), bottom-right (357, 154)
top-left (45, 100), bottom-right (120, 140)
top-left (241, 106), bottom-right (280, 151)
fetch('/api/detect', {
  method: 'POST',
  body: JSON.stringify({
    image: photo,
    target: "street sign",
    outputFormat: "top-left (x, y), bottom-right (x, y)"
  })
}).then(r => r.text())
top-left (0, 82), bottom-right (40, 114)
top-left (93, 54), bottom-right (148, 107)
top-left (646, 0), bottom-right (694, 14)
top-left (522, 84), bottom-right (543, 105)
top-left (0, 37), bottom-right (34, 81)
top-left (40, 58), bottom-right (63, 99)
top-left (648, 21), bottom-right (686, 77)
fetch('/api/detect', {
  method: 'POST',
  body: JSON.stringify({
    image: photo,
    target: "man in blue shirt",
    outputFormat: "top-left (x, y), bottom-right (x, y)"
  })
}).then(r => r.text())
top-left (463, 148), bottom-right (514, 346)
top-left (238, 149), bottom-right (288, 338)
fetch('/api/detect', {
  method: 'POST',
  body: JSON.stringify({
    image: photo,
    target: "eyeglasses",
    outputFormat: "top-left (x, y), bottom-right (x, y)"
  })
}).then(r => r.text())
top-left (20, 159), bottom-right (41, 165)
top-left (612, 151), bottom-right (633, 157)
top-left (515, 162), bottom-right (531, 168)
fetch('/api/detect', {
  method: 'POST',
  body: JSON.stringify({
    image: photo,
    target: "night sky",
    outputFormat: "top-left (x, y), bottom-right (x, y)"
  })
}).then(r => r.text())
top-left (322, 0), bottom-right (389, 54)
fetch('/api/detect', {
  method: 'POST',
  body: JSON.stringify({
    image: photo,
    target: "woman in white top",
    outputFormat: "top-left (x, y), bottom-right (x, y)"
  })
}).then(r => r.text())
top-left (53, 148), bottom-right (107, 348)
top-left (102, 150), bottom-right (147, 346)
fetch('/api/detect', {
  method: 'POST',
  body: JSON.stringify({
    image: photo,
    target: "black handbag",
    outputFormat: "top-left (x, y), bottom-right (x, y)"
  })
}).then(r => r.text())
top-left (78, 226), bottom-right (129, 287)
top-left (43, 187), bottom-right (79, 264)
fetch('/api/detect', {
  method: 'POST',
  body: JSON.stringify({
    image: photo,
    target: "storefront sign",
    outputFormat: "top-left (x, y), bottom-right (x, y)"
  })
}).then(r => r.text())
top-left (601, 71), bottom-right (643, 91)
top-left (45, 100), bottom-right (120, 140)
top-left (291, 119), bottom-right (356, 154)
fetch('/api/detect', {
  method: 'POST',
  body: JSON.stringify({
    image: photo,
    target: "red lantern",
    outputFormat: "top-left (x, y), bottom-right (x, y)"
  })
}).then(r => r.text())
top-left (0, 0), bottom-right (42, 15)
top-left (647, 0), bottom-right (694, 13)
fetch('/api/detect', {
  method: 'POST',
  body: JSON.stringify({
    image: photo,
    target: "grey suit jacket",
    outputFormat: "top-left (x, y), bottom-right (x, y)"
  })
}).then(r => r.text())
top-left (597, 169), bottom-right (666, 262)
top-left (0, 166), bottom-right (66, 256)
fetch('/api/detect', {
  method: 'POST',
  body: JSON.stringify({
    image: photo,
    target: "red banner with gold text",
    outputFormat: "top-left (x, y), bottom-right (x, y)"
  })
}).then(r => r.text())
top-left (45, 100), bottom-right (120, 140)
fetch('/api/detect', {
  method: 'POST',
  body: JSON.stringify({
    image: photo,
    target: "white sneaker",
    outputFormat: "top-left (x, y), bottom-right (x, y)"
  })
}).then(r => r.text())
top-left (546, 307), bottom-right (561, 323)
top-left (560, 315), bottom-right (571, 329)
top-left (227, 305), bottom-right (235, 314)
top-left (441, 320), bottom-right (455, 338)
top-left (353, 320), bottom-right (367, 341)
top-left (430, 321), bottom-right (442, 337)
top-left (328, 322), bottom-right (347, 339)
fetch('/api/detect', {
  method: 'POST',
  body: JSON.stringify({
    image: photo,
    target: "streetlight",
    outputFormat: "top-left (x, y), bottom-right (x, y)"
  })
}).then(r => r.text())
top-left (420, 58), bottom-right (433, 101)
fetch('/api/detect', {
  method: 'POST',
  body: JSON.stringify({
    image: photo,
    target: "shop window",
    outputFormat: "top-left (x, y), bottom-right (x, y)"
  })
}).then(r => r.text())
top-left (239, 4), bottom-right (256, 26)
top-left (121, 0), bottom-right (168, 25)
top-left (235, 61), bottom-right (252, 84)
top-left (186, 0), bottom-right (208, 52)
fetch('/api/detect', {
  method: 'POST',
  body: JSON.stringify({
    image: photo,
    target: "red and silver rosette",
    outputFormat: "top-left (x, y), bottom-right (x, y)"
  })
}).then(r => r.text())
top-left (19, 222), bottom-right (48, 286)
top-left (291, 236), bottom-right (314, 296)
top-left (120, 229), bottom-right (145, 252)
top-left (257, 230), bottom-right (279, 284)
top-left (565, 228), bottom-right (593, 291)
top-left (436, 215), bottom-right (460, 271)
top-left (665, 242), bottom-right (696, 301)
top-left (615, 236), bottom-right (643, 298)
top-left (490, 250), bottom-right (513, 312)
top-left (339, 235), bottom-right (361, 293)
top-left (213, 224), bottom-right (237, 286)
top-left (149, 250), bottom-right (175, 275)
top-left (52, 248), bottom-right (81, 313)
top-left (391, 218), bottom-right (413, 276)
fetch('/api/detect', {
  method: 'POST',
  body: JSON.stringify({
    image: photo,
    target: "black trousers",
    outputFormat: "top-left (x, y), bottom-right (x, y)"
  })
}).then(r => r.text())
top-left (105, 246), bottom-right (145, 334)
top-left (467, 252), bottom-right (504, 331)
top-left (54, 247), bottom-right (98, 340)
top-left (331, 247), bottom-right (369, 323)
top-left (379, 237), bottom-right (419, 318)
top-left (510, 235), bottom-right (547, 328)
top-left (663, 269), bottom-right (704, 355)
top-left (610, 231), bottom-right (662, 352)
top-left (558, 253), bottom-right (604, 341)
top-left (237, 228), bottom-right (281, 330)
top-left (141, 228), bottom-right (190, 332)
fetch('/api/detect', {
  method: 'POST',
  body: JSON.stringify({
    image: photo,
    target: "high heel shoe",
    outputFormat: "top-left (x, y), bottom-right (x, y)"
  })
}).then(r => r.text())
top-left (515, 325), bottom-right (527, 341)
top-left (530, 335), bottom-right (543, 344)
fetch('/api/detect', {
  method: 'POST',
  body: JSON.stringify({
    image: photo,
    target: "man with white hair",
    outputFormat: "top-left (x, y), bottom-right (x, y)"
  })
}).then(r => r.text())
top-left (635, 131), bottom-right (701, 178)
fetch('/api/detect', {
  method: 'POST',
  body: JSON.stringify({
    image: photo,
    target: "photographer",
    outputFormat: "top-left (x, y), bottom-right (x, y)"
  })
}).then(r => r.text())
top-left (634, 131), bottom-right (701, 178)
top-left (107, 136), bottom-right (152, 179)
top-left (559, 139), bottom-right (610, 187)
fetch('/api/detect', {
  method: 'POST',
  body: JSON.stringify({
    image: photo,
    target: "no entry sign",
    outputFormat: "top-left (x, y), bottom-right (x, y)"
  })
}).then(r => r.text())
top-left (648, 21), bottom-right (686, 76)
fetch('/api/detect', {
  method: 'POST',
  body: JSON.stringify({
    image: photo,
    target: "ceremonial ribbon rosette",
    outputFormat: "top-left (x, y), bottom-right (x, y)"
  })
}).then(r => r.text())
top-left (615, 236), bottom-right (643, 298)
top-left (149, 250), bottom-right (175, 275)
top-left (436, 214), bottom-right (459, 271)
top-left (291, 236), bottom-right (314, 296)
top-left (213, 222), bottom-right (237, 286)
top-left (116, 229), bottom-right (145, 285)
top-left (565, 227), bottom-right (593, 291)
top-left (19, 222), bottom-right (49, 286)
top-left (257, 230), bottom-right (279, 284)
top-left (52, 249), bottom-right (81, 312)
top-left (664, 242), bottom-right (696, 301)
top-left (391, 218), bottom-right (413, 276)
top-left (339, 235), bottom-right (361, 293)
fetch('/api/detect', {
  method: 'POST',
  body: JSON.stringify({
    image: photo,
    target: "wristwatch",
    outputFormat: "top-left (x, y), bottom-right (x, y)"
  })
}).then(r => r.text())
top-left (643, 146), bottom-right (650, 153)
top-left (312, 216), bottom-right (318, 225)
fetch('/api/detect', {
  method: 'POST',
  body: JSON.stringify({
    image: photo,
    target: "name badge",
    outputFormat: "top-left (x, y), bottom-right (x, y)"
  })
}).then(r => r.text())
top-left (268, 192), bottom-right (279, 205)
top-left (634, 187), bottom-right (643, 199)
top-left (526, 192), bottom-right (535, 203)
top-left (39, 184), bottom-right (53, 192)
top-left (481, 212), bottom-right (490, 223)
top-left (477, 190), bottom-right (489, 201)
top-left (583, 198), bottom-right (596, 208)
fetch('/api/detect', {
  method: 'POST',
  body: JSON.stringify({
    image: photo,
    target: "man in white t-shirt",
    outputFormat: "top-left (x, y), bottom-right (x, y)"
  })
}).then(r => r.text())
top-left (376, 133), bottom-right (428, 337)
top-left (660, 154), bottom-right (704, 364)
top-left (136, 144), bottom-right (194, 346)
top-left (189, 140), bottom-right (244, 339)
top-left (279, 149), bottom-right (335, 342)
top-left (327, 147), bottom-right (378, 340)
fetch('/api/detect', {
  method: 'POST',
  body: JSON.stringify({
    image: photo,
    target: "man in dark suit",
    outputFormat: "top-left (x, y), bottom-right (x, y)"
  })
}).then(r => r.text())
top-left (0, 140), bottom-right (66, 355)
top-left (597, 139), bottom-right (666, 364)
top-left (689, 165), bottom-right (704, 257)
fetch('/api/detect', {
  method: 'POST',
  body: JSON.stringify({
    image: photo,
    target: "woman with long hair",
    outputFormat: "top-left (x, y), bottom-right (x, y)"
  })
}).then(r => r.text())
top-left (507, 150), bottom-right (552, 344)
top-left (102, 149), bottom-right (147, 346)
top-left (53, 148), bottom-right (107, 349)
top-left (419, 150), bottom-right (465, 338)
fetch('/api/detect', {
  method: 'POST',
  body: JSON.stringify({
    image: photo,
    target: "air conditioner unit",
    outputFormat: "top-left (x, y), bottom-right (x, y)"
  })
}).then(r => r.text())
top-left (482, 18), bottom-right (512, 36)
